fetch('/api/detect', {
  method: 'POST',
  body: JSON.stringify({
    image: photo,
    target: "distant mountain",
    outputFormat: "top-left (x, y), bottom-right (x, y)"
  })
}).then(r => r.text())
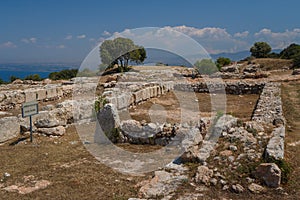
top-left (211, 49), bottom-right (282, 61)
top-left (143, 48), bottom-right (193, 67)
top-left (211, 51), bottom-right (250, 61)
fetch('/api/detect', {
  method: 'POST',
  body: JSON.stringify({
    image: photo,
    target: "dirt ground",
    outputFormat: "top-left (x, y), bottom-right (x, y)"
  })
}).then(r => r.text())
top-left (129, 91), bottom-right (259, 123)
top-left (281, 81), bottom-right (300, 198)
top-left (0, 126), bottom-right (152, 200)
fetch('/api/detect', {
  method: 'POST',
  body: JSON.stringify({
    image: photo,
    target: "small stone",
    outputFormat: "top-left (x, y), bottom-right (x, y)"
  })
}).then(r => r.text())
top-left (195, 166), bottom-right (214, 185)
top-left (222, 132), bottom-right (228, 137)
top-left (246, 177), bottom-right (254, 183)
top-left (210, 178), bottom-right (218, 186)
top-left (248, 183), bottom-right (265, 194)
top-left (229, 127), bottom-right (235, 134)
top-left (222, 185), bottom-right (229, 190)
top-left (229, 145), bottom-right (237, 151)
top-left (232, 184), bottom-right (244, 193)
top-left (214, 172), bottom-right (226, 179)
top-left (214, 156), bottom-right (221, 161)
top-left (4, 172), bottom-right (10, 177)
top-left (220, 150), bottom-right (232, 157)
top-left (220, 179), bottom-right (227, 185)
top-left (228, 156), bottom-right (235, 163)
top-left (258, 132), bottom-right (264, 136)
top-left (254, 163), bottom-right (281, 188)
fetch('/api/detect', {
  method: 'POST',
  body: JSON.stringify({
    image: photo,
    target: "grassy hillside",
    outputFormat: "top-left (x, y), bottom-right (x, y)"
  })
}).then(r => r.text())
top-left (251, 58), bottom-right (293, 71)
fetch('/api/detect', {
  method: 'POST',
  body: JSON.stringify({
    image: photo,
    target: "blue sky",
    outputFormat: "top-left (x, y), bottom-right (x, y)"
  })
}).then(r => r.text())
top-left (1, 0), bottom-right (300, 63)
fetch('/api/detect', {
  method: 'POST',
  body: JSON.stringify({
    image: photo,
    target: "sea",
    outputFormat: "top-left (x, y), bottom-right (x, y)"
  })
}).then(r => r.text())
top-left (0, 63), bottom-right (79, 82)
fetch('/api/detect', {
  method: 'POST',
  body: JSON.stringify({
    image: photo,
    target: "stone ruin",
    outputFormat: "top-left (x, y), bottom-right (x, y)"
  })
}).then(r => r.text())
top-left (93, 70), bottom-right (287, 198)
top-left (0, 67), bottom-right (289, 198)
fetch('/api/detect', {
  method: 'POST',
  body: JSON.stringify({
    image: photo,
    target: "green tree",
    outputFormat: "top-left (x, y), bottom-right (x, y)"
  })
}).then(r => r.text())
top-left (10, 75), bottom-right (19, 83)
top-left (0, 78), bottom-right (5, 84)
top-left (279, 43), bottom-right (300, 68)
top-left (250, 42), bottom-right (272, 58)
top-left (280, 43), bottom-right (300, 59)
top-left (216, 57), bottom-right (231, 70)
top-left (24, 74), bottom-right (43, 81)
top-left (194, 59), bottom-right (218, 75)
top-left (100, 37), bottom-right (146, 72)
top-left (49, 69), bottom-right (78, 80)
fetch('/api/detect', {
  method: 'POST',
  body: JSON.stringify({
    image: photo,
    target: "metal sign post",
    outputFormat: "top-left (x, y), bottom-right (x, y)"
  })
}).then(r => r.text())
top-left (22, 101), bottom-right (39, 142)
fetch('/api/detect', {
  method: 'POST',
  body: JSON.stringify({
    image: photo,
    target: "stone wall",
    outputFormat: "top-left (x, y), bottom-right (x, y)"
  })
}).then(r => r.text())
top-left (0, 84), bottom-right (73, 111)
top-left (252, 83), bottom-right (284, 124)
top-left (103, 82), bottom-right (174, 110)
top-left (251, 82), bottom-right (285, 161)
top-left (174, 81), bottom-right (265, 94)
top-left (103, 80), bottom-right (266, 111)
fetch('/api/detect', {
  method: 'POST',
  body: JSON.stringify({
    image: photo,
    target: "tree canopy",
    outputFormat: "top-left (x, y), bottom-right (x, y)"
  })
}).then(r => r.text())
top-left (194, 59), bottom-right (218, 75)
top-left (49, 69), bottom-right (78, 80)
top-left (279, 43), bottom-right (300, 68)
top-left (100, 37), bottom-right (146, 72)
top-left (250, 42), bottom-right (272, 58)
top-left (216, 57), bottom-right (231, 69)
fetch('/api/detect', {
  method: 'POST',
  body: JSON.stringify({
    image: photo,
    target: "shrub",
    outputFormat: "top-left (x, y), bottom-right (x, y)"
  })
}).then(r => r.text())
top-left (49, 69), bottom-right (78, 80)
top-left (194, 59), bottom-right (218, 75)
top-left (94, 96), bottom-right (108, 113)
top-left (24, 74), bottom-right (43, 81)
top-left (216, 57), bottom-right (231, 69)
top-left (0, 78), bottom-right (6, 84)
top-left (10, 75), bottom-right (19, 83)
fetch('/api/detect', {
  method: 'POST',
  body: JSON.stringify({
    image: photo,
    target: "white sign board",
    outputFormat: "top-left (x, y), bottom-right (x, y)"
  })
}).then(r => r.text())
top-left (22, 101), bottom-right (39, 117)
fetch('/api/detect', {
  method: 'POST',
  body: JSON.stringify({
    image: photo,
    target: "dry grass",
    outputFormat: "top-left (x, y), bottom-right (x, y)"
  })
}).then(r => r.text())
top-left (281, 81), bottom-right (300, 197)
top-left (128, 91), bottom-right (259, 123)
top-left (251, 58), bottom-right (293, 71)
top-left (0, 126), bottom-right (150, 199)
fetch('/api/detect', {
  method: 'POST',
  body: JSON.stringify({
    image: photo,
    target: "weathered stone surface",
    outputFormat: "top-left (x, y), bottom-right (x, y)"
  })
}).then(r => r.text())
top-left (265, 126), bottom-right (285, 160)
top-left (220, 64), bottom-right (239, 73)
top-left (0, 116), bottom-right (20, 142)
top-left (34, 111), bottom-right (60, 128)
top-left (96, 104), bottom-right (120, 142)
top-left (245, 121), bottom-right (264, 132)
top-left (37, 126), bottom-right (65, 136)
top-left (180, 128), bottom-right (203, 162)
top-left (252, 83), bottom-right (284, 124)
top-left (139, 170), bottom-right (187, 198)
top-left (211, 115), bottom-right (237, 140)
top-left (3, 180), bottom-right (51, 194)
top-left (292, 68), bottom-right (300, 75)
top-left (195, 166), bottom-right (213, 185)
top-left (231, 184), bottom-right (244, 193)
top-left (243, 64), bottom-right (259, 73)
top-left (248, 183), bottom-right (266, 193)
top-left (121, 120), bottom-right (143, 136)
top-left (255, 163), bottom-right (281, 188)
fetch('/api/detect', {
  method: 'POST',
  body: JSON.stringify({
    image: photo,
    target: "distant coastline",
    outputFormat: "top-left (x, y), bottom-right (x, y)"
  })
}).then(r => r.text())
top-left (0, 63), bottom-right (79, 82)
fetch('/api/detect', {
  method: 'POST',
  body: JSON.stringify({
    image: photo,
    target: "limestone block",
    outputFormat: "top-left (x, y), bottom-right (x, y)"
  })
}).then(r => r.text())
top-left (0, 116), bottom-right (20, 142)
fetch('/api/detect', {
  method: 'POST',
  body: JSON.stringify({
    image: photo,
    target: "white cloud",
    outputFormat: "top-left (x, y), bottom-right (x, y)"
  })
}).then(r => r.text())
top-left (21, 38), bottom-right (30, 43)
top-left (102, 31), bottom-right (111, 36)
top-left (77, 34), bottom-right (86, 39)
top-left (1, 41), bottom-right (17, 48)
top-left (21, 37), bottom-right (37, 44)
top-left (254, 28), bottom-right (300, 49)
top-left (65, 35), bottom-right (73, 40)
top-left (57, 44), bottom-right (66, 49)
top-left (29, 37), bottom-right (36, 43)
top-left (167, 25), bottom-right (249, 54)
top-left (234, 31), bottom-right (249, 38)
